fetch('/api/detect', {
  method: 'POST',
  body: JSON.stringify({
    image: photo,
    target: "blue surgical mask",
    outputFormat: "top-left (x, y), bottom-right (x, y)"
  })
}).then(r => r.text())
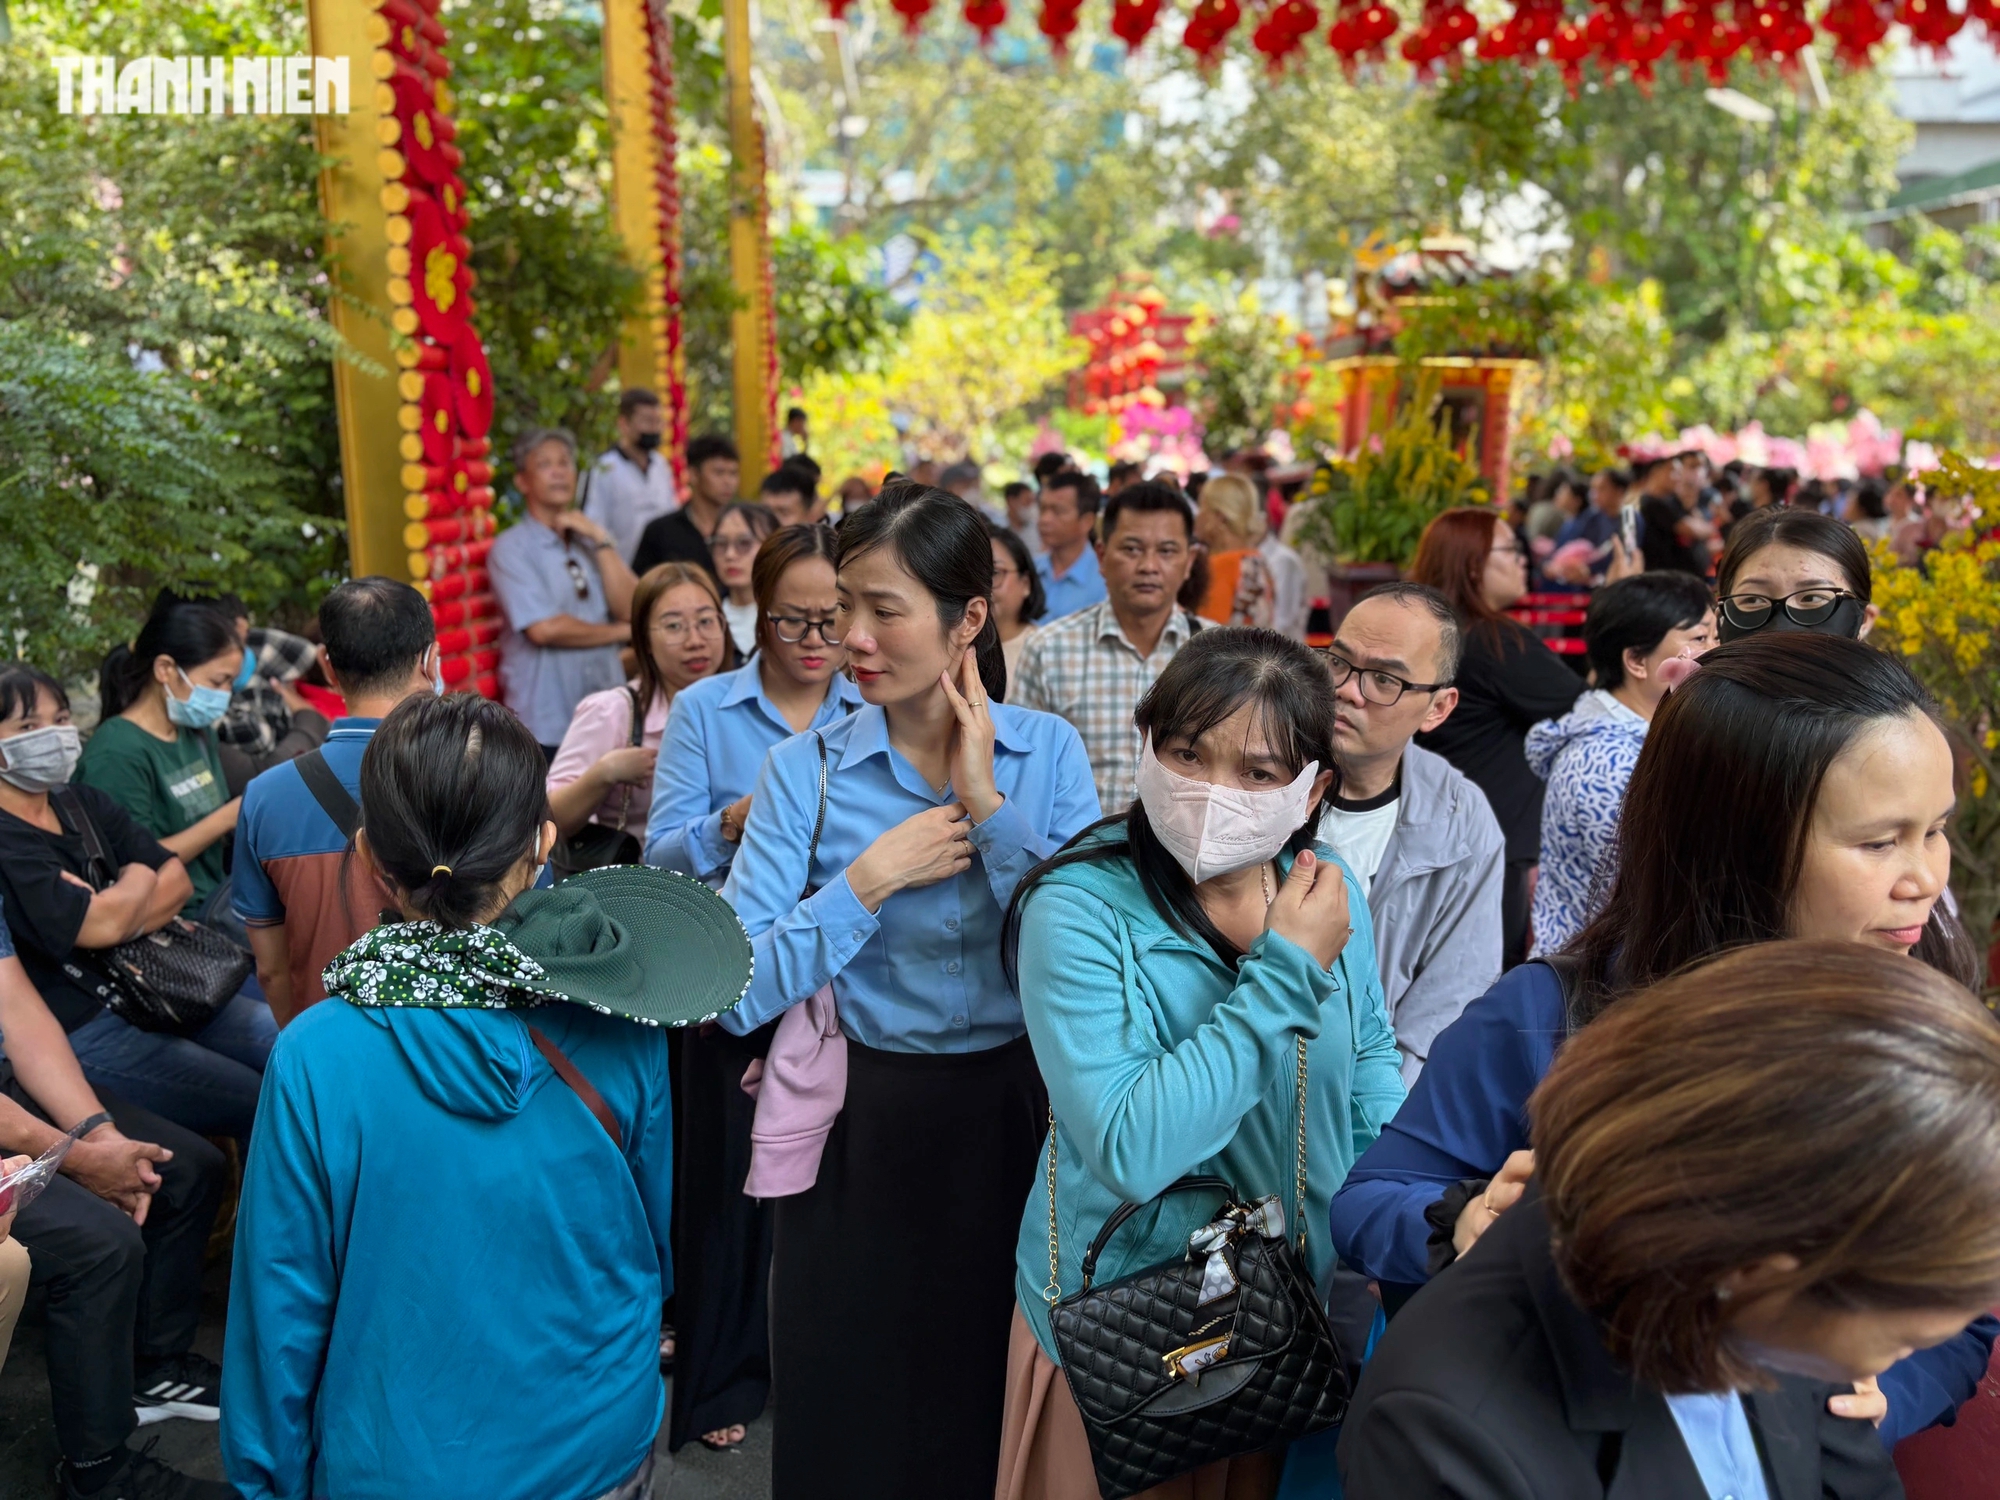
top-left (233, 651), bottom-right (256, 692)
top-left (167, 667), bottom-right (232, 729)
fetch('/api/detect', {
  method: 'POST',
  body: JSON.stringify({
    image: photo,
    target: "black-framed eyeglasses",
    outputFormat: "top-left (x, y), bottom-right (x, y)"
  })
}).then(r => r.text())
top-left (1322, 650), bottom-right (1452, 707)
top-left (767, 613), bottom-right (845, 645)
top-left (563, 557), bottom-right (591, 600)
top-left (1718, 588), bottom-right (1857, 631)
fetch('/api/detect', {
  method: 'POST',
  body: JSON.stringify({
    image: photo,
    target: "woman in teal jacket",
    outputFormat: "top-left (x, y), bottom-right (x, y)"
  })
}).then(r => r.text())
top-left (222, 694), bottom-right (751, 1500)
top-left (999, 628), bottom-right (1406, 1499)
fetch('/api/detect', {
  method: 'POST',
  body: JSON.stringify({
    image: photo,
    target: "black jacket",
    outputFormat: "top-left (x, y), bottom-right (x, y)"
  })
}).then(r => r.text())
top-left (1414, 621), bottom-right (1582, 864)
top-left (1339, 1187), bottom-right (1904, 1500)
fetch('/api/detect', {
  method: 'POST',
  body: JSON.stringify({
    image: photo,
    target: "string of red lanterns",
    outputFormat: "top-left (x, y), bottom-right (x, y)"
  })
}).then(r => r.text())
top-left (1020, 0), bottom-right (1997, 75)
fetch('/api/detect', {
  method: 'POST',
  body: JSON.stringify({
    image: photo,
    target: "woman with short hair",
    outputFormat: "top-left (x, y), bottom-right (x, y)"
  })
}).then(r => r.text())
top-left (1340, 940), bottom-right (2000, 1499)
top-left (1525, 572), bottom-right (1716, 954)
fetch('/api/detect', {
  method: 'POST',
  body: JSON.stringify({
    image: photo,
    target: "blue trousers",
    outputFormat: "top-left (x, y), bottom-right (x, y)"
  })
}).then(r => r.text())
top-left (67, 990), bottom-right (275, 1140)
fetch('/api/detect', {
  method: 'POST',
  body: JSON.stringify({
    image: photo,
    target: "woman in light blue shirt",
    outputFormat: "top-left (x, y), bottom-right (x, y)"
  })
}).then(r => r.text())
top-left (639, 523), bottom-right (860, 1456)
top-left (720, 483), bottom-right (1099, 1500)
top-left (645, 524), bottom-right (861, 887)
top-left (996, 627), bottom-right (1406, 1498)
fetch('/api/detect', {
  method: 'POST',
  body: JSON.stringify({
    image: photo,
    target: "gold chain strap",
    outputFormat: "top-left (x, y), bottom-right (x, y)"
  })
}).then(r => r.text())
top-left (1294, 1032), bottom-right (1309, 1256)
top-left (1044, 1107), bottom-right (1061, 1305)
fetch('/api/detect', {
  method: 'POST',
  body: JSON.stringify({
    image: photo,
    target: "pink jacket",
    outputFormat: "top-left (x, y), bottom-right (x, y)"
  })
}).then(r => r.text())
top-left (738, 984), bottom-right (845, 1199)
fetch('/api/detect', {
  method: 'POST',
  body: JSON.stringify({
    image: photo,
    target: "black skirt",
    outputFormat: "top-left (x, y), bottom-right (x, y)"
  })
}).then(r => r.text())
top-left (669, 1020), bottom-right (777, 1450)
top-left (769, 1033), bottom-right (1046, 1500)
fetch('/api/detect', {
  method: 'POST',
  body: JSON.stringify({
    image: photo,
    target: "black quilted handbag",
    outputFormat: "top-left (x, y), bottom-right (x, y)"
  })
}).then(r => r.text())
top-left (1046, 1036), bottom-right (1350, 1499)
top-left (54, 789), bottom-right (251, 1038)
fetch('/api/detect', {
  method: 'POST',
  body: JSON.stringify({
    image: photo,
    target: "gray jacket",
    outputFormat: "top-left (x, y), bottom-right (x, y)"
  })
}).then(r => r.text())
top-left (1360, 743), bottom-right (1506, 1085)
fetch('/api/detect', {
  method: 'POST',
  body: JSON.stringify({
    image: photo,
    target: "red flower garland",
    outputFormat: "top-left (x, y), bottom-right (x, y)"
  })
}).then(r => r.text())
top-left (379, 0), bottom-right (501, 697)
top-left (642, 0), bottom-right (690, 493)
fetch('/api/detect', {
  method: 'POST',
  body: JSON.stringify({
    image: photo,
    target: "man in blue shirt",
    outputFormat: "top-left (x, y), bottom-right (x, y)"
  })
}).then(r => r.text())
top-left (1034, 470), bottom-right (1108, 621)
top-left (234, 578), bottom-right (439, 1024)
top-left (489, 427), bottom-right (638, 753)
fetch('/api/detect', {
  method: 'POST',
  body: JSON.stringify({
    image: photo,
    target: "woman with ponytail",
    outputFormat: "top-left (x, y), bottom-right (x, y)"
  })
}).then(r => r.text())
top-left (718, 482), bottom-right (1100, 1499)
top-left (80, 592), bottom-right (246, 922)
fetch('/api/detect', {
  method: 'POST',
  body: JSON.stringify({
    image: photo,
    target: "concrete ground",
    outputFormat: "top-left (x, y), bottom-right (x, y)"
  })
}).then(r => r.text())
top-left (0, 1258), bottom-right (772, 1499)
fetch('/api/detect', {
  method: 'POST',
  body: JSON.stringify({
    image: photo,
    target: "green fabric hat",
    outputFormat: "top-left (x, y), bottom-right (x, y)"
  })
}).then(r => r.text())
top-left (492, 866), bottom-right (752, 1028)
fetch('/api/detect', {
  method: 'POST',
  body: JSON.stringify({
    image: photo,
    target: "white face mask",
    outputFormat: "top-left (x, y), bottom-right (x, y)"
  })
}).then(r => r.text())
top-left (0, 724), bottom-right (82, 793)
top-left (1135, 733), bottom-right (1320, 885)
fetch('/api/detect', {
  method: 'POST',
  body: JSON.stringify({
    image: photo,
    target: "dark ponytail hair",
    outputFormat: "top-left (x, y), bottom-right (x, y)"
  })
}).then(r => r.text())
top-left (100, 590), bottom-right (239, 720)
top-left (1003, 626), bottom-right (1337, 987)
top-left (1566, 632), bottom-right (1979, 1024)
top-left (358, 694), bottom-right (549, 929)
top-left (835, 481), bottom-right (1006, 701)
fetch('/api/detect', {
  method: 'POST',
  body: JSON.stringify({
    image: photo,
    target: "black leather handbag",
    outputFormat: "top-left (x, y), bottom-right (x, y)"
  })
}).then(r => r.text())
top-left (1046, 1036), bottom-right (1349, 1500)
top-left (551, 685), bottom-right (645, 879)
top-left (55, 789), bottom-right (252, 1038)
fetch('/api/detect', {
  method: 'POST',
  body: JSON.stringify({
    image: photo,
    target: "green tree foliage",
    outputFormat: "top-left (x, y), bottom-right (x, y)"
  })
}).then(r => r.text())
top-left (1184, 291), bottom-right (1309, 457)
top-left (1, 0), bottom-right (343, 663)
top-left (1431, 57), bottom-right (1909, 342)
top-left (773, 219), bottom-right (906, 382)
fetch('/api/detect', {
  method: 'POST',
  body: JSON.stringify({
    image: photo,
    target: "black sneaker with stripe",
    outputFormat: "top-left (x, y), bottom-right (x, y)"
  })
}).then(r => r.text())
top-left (133, 1352), bottom-right (222, 1425)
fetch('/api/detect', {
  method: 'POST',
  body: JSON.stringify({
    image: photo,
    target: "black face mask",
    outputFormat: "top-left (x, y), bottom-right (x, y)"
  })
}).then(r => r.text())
top-left (1717, 592), bottom-right (1866, 643)
top-left (634, 431), bottom-right (663, 452)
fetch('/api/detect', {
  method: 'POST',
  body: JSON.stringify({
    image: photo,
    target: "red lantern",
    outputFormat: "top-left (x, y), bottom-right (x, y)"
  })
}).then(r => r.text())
top-left (1110, 0), bottom-right (1163, 49)
top-left (1817, 0), bottom-right (1891, 61)
top-left (1899, 0), bottom-right (1967, 51)
top-left (964, 0), bottom-right (1007, 41)
top-left (1548, 16), bottom-right (1594, 87)
top-left (1327, 0), bottom-right (1402, 66)
top-left (1253, 0), bottom-right (1322, 66)
top-left (889, 0), bottom-right (934, 34)
top-left (1399, 0), bottom-right (1478, 74)
top-left (1742, 0), bottom-right (1813, 66)
top-left (1182, 0), bottom-right (1242, 57)
top-left (1038, 0), bottom-right (1086, 50)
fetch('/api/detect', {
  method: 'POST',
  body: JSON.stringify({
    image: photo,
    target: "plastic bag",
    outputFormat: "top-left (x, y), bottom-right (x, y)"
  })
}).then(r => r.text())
top-left (0, 1121), bottom-right (86, 1217)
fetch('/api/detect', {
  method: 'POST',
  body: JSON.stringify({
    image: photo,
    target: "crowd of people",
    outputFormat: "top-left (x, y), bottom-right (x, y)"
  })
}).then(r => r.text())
top-left (0, 405), bottom-right (1994, 1500)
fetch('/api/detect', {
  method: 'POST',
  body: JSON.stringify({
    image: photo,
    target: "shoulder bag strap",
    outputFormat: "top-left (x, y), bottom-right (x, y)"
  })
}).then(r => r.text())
top-left (1045, 1033), bottom-right (1309, 1302)
top-left (294, 749), bottom-right (361, 842)
top-left (526, 1024), bottom-right (624, 1149)
top-left (800, 730), bottom-right (828, 901)
top-left (606, 685), bottom-right (646, 835)
top-left (1184, 611), bottom-right (1205, 635)
top-left (51, 788), bottom-right (116, 891)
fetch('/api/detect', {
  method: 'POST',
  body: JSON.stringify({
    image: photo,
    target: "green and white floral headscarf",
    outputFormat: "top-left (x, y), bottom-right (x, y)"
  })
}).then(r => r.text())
top-left (323, 920), bottom-right (561, 1011)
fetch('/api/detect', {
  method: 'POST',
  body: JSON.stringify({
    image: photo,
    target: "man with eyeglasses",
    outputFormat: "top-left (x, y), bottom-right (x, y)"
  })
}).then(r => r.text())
top-left (1317, 584), bottom-right (1505, 1083)
top-left (1011, 480), bottom-right (1203, 812)
top-left (489, 427), bottom-right (639, 758)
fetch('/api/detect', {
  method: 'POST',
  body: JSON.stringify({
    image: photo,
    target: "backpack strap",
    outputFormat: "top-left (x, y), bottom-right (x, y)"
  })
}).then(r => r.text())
top-left (295, 749), bottom-right (361, 842)
top-left (1183, 611), bottom-right (1205, 635)
top-left (527, 1024), bottom-right (624, 1149)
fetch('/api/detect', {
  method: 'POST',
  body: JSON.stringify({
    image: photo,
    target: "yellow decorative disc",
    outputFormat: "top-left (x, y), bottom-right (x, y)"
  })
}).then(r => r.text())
top-left (386, 246), bottom-right (412, 277)
top-left (404, 493), bottom-right (430, 520)
top-left (423, 246), bottom-right (458, 314)
top-left (375, 116), bottom-right (402, 146)
top-left (402, 463), bottom-right (430, 490)
top-left (376, 148), bottom-right (407, 182)
top-left (400, 433), bottom-right (425, 461)
top-left (380, 182), bottom-right (411, 214)
top-left (364, 13), bottom-right (390, 45)
top-left (408, 552), bottom-right (431, 580)
top-left (370, 49), bottom-right (396, 81)
top-left (387, 276), bottom-right (414, 306)
top-left (397, 371), bottom-right (425, 401)
top-left (414, 113), bottom-right (435, 150)
top-left (397, 403), bottom-right (423, 432)
top-left (385, 214), bottom-right (412, 247)
top-left (392, 307), bottom-right (419, 335)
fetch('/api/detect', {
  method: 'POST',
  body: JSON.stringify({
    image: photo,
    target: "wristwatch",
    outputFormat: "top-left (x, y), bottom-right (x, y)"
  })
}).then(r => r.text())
top-left (70, 1110), bottom-right (114, 1140)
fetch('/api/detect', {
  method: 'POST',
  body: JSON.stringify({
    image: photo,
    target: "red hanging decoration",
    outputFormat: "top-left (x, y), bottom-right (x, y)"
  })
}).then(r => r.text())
top-left (1183, 0), bottom-right (1245, 62)
top-left (1816, 0), bottom-right (1891, 61)
top-left (890, 0), bottom-right (935, 34)
top-left (1742, 0), bottom-right (1814, 66)
top-left (1899, 0), bottom-right (1967, 51)
top-left (1399, 0), bottom-right (1478, 74)
top-left (1253, 0), bottom-right (1322, 67)
top-left (1968, 0), bottom-right (2000, 33)
top-left (1038, 0), bottom-right (1087, 51)
top-left (1111, 0), bottom-right (1164, 48)
top-left (1326, 0), bottom-right (1401, 68)
top-left (963, 0), bottom-right (1007, 40)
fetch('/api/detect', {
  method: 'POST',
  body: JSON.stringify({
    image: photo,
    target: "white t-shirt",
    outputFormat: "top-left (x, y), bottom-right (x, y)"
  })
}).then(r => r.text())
top-left (1316, 791), bottom-right (1401, 895)
top-left (723, 600), bottom-right (760, 659)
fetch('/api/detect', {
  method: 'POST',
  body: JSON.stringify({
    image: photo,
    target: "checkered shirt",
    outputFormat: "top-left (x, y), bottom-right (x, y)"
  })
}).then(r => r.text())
top-left (1008, 601), bottom-right (1201, 815)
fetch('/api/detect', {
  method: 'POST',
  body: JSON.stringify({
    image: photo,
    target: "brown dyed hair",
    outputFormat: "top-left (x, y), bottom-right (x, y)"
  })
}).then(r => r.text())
top-left (631, 562), bottom-right (732, 714)
top-left (1409, 507), bottom-right (1518, 642)
top-left (751, 523), bottom-right (841, 658)
top-left (1532, 940), bottom-right (2000, 1395)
